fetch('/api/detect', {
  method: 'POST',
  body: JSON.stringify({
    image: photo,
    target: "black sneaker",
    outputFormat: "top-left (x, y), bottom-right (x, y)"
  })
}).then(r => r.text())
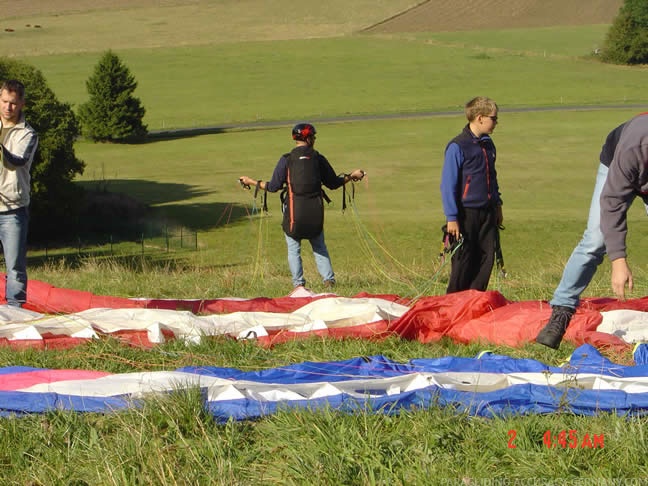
top-left (535, 306), bottom-right (575, 350)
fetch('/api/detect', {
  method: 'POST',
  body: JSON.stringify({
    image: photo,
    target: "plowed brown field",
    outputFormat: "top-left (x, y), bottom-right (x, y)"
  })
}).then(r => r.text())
top-left (1, 0), bottom-right (623, 34)
top-left (366, 0), bottom-right (623, 33)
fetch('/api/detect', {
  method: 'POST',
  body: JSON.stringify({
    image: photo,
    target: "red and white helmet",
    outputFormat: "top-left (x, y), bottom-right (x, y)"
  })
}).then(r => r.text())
top-left (291, 123), bottom-right (316, 141)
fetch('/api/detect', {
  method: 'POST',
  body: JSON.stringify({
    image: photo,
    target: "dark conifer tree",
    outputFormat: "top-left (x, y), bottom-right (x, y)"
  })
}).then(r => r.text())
top-left (78, 50), bottom-right (147, 141)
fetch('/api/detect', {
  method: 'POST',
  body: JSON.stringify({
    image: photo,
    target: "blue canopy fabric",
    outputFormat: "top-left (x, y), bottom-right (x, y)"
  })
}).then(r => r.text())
top-left (2, 344), bottom-right (648, 421)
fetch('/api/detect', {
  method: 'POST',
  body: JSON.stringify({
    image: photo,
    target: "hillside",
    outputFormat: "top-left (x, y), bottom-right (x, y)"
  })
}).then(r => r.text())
top-left (0, 0), bottom-right (624, 57)
top-left (367, 0), bottom-right (623, 33)
top-left (0, 0), bottom-right (418, 56)
top-left (1, 0), bottom-right (623, 36)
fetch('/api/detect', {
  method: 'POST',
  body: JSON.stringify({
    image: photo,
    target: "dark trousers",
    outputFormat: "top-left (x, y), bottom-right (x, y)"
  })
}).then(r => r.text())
top-left (446, 206), bottom-right (496, 294)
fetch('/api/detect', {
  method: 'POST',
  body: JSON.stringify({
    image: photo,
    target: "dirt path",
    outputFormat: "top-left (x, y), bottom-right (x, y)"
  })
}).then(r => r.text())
top-left (149, 103), bottom-right (647, 138)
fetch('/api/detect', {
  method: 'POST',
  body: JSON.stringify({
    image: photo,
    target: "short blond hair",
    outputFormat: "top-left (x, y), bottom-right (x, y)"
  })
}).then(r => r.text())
top-left (465, 97), bottom-right (498, 122)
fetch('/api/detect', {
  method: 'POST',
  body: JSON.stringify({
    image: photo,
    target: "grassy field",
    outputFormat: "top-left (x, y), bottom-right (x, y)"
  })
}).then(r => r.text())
top-left (1, 1), bottom-right (648, 483)
top-left (53, 108), bottom-right (648, 302)
top-left (0, 0), bottom-right (418, 56)
top-left (20, 28), bottom-right (647, 131)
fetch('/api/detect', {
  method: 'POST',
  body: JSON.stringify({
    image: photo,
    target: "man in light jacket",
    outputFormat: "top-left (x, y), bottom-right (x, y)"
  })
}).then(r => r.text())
top-left (0, 79), bottom-right (39, 307)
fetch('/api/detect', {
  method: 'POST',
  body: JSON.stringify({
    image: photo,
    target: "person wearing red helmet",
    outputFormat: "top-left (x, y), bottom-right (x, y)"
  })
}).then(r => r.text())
top-left (240, 123), bottom-right (365, 290)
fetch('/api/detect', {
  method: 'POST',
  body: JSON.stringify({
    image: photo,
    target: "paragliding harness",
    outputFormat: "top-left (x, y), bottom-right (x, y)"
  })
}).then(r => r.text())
top-left (279, 186), bottom-right (332, 225)
top-left (495, 224), bottom-right (507, 278)
top-left (239, 178), bottom-right (268, 213)
top-left (439, 223), bottom-right (506, 277)
top-left (279, 148), bottom-right (329, 240)
top-left (338, 173), bottom-right (361, 212)
top-left (254, 181), bottom-right (268, 213)
top-left (439, 224), bottom-right (464, 264)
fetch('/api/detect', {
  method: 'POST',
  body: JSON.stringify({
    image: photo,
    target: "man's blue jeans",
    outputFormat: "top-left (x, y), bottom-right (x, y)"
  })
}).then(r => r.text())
top-left (550, 163), bottom-right (608, 309)
top-left (0, 207), bottom-right (29, 307)
top-left (284, 231), bottom-right (335, 287)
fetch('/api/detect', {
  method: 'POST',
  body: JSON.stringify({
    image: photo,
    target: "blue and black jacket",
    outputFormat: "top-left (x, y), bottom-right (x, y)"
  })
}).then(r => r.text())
top-left (440, 125), bottom-right (501, 222)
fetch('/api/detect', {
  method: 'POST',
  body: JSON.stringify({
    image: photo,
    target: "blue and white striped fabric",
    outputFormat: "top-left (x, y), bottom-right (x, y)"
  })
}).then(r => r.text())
top-left (2, 344), bottom-right (648, 421)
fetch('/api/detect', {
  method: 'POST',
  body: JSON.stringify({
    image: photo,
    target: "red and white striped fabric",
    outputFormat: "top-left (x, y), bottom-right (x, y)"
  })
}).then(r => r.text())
top-left (0, 277), bottom-right (646, 353)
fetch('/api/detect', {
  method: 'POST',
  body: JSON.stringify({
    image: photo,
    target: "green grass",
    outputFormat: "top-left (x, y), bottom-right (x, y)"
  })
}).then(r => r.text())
top-left (2, 337), bottom-right (647, 484)
top-left (407, 24), bottom-right (612, 58)
top-left (20, 26), bottom-right (647, 130)
top-left (4, 388), bottom-right (644, 484)
top-left (2, 5), bottom-right (648, 482)
top-left (10, 108), bottom-right (648, 482)
top-left (57, 109), bottom-right (648, 300)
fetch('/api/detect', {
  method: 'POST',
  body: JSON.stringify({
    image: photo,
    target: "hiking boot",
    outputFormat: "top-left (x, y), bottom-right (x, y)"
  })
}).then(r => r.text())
top-left (535, 305), bottom-right (575, 350)
top-left (323, 279), bottom-right (336, 288)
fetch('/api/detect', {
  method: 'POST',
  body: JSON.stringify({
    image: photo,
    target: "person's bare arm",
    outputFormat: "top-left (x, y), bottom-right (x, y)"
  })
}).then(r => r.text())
top-left (611, 257), bottom-right (633, 300)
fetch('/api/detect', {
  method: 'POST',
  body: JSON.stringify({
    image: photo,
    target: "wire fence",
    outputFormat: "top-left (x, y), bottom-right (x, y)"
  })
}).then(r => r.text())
top-left (30, 227), bottom-right (200, 261)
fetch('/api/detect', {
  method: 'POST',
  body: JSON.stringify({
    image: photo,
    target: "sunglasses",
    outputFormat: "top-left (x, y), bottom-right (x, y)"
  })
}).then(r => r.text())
top-left (487, 115), bottom-right (498, 122)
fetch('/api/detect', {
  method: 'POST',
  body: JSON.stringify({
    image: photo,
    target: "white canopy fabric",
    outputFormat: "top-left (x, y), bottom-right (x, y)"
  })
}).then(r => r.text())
top-left (0, 296), bottom-right (409, 345)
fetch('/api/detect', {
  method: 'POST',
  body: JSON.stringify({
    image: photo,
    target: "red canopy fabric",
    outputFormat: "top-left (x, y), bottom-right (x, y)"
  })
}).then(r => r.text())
top-left (0, 276), bottom-right (639, 354)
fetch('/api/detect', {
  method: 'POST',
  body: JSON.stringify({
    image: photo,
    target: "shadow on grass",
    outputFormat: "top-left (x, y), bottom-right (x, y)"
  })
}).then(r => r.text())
top-left (23, 179), bottom-right (262, 263)
top-left (26, 248), bottom-right (248, 272)
top-left (76, 179), bottom-right (254, 231)
top-left (123, 124), bottom-right (285, 145)
top-left (89, 126), bottom-right (237, 145)
top-left (77, 179), bottom-right (210, 206)
top-left (135, 127), bottom-right (228, 143)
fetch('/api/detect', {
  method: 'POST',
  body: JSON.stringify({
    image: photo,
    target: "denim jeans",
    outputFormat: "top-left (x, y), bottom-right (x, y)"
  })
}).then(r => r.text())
top-left (550, 163), bottom-right (608, 309)
top-left (0, 206), bottom-right (29, 307)
top-left (284, 231), bottom-right (335, 287)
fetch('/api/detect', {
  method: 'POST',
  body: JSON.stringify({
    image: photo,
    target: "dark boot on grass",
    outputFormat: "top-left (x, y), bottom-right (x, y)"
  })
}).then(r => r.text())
top-left (536, 305), bottom-right (575, 350)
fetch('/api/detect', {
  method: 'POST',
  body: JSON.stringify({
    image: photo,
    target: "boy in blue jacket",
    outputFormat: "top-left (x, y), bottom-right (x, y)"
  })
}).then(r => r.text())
top-left (440, 97), bottom-right (503, 293)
